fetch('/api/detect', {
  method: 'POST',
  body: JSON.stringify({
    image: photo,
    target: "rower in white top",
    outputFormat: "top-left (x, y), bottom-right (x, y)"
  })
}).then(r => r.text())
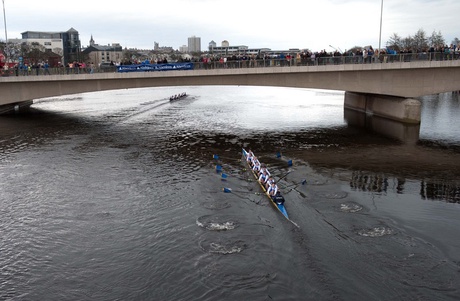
top-left (246, 150), bottom-right (254, 164)
top-left (252, 159), bottom-right (261, 172)
top-left (258, 169), bottom-right (269, 183)
top-left (264, 176), bottom-right (275, 190)
top-left (258, 165), bottom-right (270, 177)
top-left (267, 182), bottom-right (279, 197)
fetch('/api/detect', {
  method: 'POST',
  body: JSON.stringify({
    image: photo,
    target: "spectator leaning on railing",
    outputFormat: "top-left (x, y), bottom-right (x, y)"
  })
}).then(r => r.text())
top-left (4, 46), bottom-right (459, 77)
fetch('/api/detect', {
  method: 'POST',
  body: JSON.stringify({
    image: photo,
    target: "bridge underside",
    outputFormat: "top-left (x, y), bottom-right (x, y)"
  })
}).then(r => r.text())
top-left (0, 61), bottom-right (458, 141)
top-left (0, 100), bottom-right (33, 114)
top-left (1, 60), bottom-right (459, 110)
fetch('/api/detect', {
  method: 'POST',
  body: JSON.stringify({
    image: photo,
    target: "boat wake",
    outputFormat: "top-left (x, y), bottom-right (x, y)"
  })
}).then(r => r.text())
top-left (358, 226), bottom-right (393, 237)
top-left (198, 237), bottom-right (247, 255)
top-left (200, 201), bottom-right (232, 210)
top-left (340, 202), bottom-right (363, 213)
top-left (196, 215), bottom-right (238, 231)
top-left (207, 241), bottom-right (245, 254)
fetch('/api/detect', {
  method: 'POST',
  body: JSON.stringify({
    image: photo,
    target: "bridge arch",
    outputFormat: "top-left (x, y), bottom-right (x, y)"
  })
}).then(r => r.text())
top-left (1, 60), bottom-right (459, 125)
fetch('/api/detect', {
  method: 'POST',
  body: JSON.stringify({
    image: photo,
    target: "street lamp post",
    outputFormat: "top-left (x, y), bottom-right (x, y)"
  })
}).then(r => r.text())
top-left (329, 45), bottom-right (343, 54)
top-left (378, 0), bottom-right (383, 51)
top-left (2, 0), bottom-right (8, 70)
top-left (1, 0), bottom-right (6, 42)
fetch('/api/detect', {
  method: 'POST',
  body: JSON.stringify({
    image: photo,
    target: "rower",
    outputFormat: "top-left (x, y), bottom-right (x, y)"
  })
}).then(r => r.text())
top-left (258, 169), bottom-right (269, 183)
top-left (252, 159), bottom-right (261, 172)
top-left (267, 182), bottom-right (278, 197)
top-left (272, 191), bottom-right (285, 205)
top-left (246, 150), bottom-right (254, 163)
top-left (264, 176), bottom-right (274, 190)
top-left (259, 165), bottom-right (270, 177)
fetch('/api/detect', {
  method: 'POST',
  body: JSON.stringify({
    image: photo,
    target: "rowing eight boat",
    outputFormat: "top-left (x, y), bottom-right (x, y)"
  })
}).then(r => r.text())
top-left (242, 148), bottom-right (290, 219)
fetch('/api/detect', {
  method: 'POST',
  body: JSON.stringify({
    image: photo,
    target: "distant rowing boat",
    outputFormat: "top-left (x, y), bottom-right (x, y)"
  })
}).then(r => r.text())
top-left (169, 92), bottom-right (187, 101)
top-left (242, 148), bottom-right (296, 225)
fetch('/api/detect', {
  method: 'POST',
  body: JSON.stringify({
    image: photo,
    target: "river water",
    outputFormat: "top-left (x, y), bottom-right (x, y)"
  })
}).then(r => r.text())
top-left (0, 86), bottom-right (459, 301)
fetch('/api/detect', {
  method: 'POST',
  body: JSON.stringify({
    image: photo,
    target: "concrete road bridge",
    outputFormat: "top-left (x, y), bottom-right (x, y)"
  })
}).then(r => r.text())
top-left (1, 58), bottom-right (459, 141)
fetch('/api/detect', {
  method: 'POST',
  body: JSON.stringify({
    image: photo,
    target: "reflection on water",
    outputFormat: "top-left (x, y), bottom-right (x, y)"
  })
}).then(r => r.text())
top-left (349, 171), bottom-right (460, 203)
top-left (344, 109), bottom-right (420, 143)
top-left (421, 180), bottom-right (460, 203)
top-left (1, 86), bottom-right (460, 301)
top-left (420, 92), bottom-right (460, 146)
top-left (350, 171), bottom-right (390, 193)
top-left (344, 92), bottom-right (460, 146)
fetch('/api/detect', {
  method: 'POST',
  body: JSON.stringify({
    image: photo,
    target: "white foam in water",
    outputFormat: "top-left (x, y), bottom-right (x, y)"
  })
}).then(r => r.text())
top-left (207, 222), bottom-right (236, 231)
top-left (340, 203), bottom-right (363, 213)
top-left (358, 227), bottom-right (393, 237)
top-left (196, 219), bottom-right (236, 231)
top-left (209, 242), bottom-right (243, 254)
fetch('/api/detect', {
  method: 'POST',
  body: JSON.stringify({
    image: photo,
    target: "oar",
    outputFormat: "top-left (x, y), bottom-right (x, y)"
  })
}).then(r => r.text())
top-left (281, 179), bottom-right (307, 189)
top-left (220, 172), bottom-right (253, 182)
top-left (223, 187), bottom-right (261, 195)
top-left (215, 163), bottom-right (243, 174)
top-left (267, 160), bottom-right (293, 169)
top-left (222, 187), bottom-right (261, 205)
top-left (213, 154), bottom-right (242, 162)
top-left (222, 187), bottom-right (262, 201)
top-left (285, 179), bottom-right (307, 186)
top-left (216, 164), bottom-right (235, 172)
top-left (276, 170), bottom-right (292, 182)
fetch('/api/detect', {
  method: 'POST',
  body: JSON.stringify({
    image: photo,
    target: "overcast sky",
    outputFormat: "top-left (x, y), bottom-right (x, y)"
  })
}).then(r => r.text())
top-left (2, 0), bottom-right (459, 52)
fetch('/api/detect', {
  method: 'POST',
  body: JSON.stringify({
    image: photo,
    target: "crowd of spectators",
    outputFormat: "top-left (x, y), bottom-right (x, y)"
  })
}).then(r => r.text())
top-left (189, 43), bottom-right (460, 69)
top-left (12, 61), bottom-right (99, 76)
top-left (2, 43), bottom-right (459, 76)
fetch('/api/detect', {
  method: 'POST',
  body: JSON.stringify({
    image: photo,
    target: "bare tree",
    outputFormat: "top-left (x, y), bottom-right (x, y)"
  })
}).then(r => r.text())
top-left (402, 36), bottom-right (414, 50)
top-left (53, 47), bottom-right (63, 57)
top-left (122, 49), bottom-right (143, 64)
top-left (0, 41), bottom-right (18, 67)
top-left (386, 33), bottom-right (402, 51)
top-left (387, 29), bottom-right (447, 50)
top-left (428, 30), bottom-right (445, 47)
top-left (413, 28), bottom-right (429, 51)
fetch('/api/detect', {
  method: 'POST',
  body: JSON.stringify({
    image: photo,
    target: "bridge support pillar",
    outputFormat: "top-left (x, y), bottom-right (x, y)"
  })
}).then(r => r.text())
top-left (344, 92), bottom-right (421, 143)
top-left (344, 92), bottom-right (421, 124)
top-left (0, 100), bottom-right (34, 115)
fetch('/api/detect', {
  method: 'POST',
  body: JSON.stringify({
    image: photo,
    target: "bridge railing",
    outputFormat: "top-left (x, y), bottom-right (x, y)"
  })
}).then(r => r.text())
top-left (1, 51), bottom-right (459, 77)
top-left (192, 52), bottom-right (460, 69)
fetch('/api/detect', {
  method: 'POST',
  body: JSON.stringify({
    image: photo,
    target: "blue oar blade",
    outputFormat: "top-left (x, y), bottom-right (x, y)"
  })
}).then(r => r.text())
top-left (287, 160), bottom-right (293, 166)
top-left (223, 187), bottom-right (232, 193)
top-left (221, 173), bottom-right (228, 179)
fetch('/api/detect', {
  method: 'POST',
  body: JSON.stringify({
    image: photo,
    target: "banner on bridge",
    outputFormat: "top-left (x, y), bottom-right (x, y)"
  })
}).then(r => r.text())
top-left (117, 62), bottom-right (194, 73)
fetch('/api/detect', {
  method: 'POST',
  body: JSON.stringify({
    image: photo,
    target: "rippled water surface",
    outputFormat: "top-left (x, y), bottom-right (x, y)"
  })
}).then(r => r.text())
top-left (0, 86), bottom-right (459, 300)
